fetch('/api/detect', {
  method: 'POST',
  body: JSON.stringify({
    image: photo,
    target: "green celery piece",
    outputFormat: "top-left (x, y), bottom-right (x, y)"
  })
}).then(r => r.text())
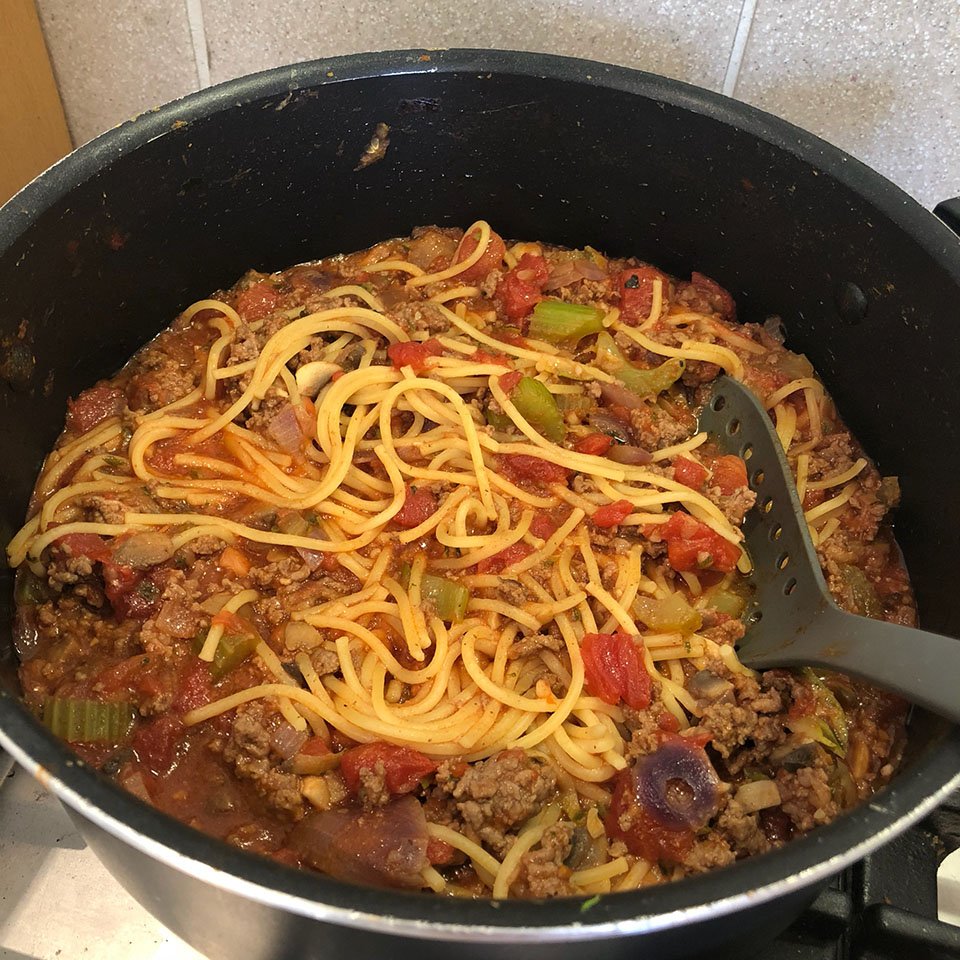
top-left (633, 593), bottom-right (702, 633)
top-left (799, 667), bottom-right (850, 756)
top-left (528, 300), bottom-right (605, 344)
top-left (595, 331), bottom-right (685, 397)
top-left (838, 564), bottom-right (882, 619)
top-left (43, 697), bottom-right (135, 743)
top-left (706, 586), bottom-right (747, 618)
top-left (555, 392), bottom-right (594, 416)
top-left (212, 631), bottom-right (260, 680)
top-left (420, 573), bottom-right (470, 622)
top-left (511, 376), bottom-right (566, 442)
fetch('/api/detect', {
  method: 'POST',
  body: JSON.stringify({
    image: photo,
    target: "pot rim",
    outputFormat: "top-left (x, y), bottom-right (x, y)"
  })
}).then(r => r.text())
top-left (2, 46), bottom-right (959, 942)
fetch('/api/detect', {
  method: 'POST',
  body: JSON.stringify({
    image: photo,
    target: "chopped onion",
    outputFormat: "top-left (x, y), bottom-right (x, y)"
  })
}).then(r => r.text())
top-left (266, 403), bottom-right (305, 452)
top-left (155, 600), bottom-right (199, 639)
top-left (270, 722), bottom-right (308, 760)
top-left (543, 258), bottom-right (607, 291)
top-left (112, 532), bottom-right (175, 569)
top-left (285, 620), bottom-right (322, 649)
top-left (599, 381), bottom-right (645, 410)
top-left (289, 794), bottom-right (429, 888)
top-left (587, 412), bottom-right (634, 444)
top-left (607, 444), bottom-right (652, 465)
top-left (688, 669), bottom-right (734, 702)
top-left (735, 779), bottom-right (782, 813)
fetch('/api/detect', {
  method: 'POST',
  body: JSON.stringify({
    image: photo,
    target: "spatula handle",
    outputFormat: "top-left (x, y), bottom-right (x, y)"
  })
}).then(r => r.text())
top-left (744, 604), bottom-right (960, 724)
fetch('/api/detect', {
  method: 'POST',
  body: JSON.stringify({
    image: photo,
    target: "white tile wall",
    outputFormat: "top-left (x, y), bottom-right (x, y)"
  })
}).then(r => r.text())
top-left (33, 0), bottom-right (960, 208)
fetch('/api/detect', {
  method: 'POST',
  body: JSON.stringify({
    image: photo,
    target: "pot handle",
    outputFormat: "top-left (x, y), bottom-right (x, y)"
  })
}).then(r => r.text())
top-left (934, 198), bottom-right (960, 236)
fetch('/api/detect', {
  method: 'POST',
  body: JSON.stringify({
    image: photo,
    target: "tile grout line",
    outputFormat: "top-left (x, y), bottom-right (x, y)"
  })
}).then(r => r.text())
top-left (722, 0), bottom-right (759, 98)
top-left (185, 0), bottom-right (211, 90)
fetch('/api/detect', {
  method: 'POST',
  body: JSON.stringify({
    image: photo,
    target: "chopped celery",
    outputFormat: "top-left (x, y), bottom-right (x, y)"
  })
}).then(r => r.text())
top-left (43, 697), bottom-right (135, 743)
top-left (211, 630), bottom-right (259, 680)
top-left (838, 564), bottom-right (882, 619)
top-left (15, 569), bottom-right (50, 605)
top-left (555, 392), bottom-right (594, 416)
top-left (400, 566), bottom-right (470, 622)
top-left (528, 300), bottom-right (605, 344)
top-left (633, 593), bottom-right (702, 633)
top-left (511, 377), bottom-right (565, 442)
top-left (705, 586), bottom-right (747, 619)
top-left (420, 573), bottom-right (471, 622)
top-left (793, 667), bottom-right (849, 757)
top-left (595, 331), bottom-right (685, 397)
top-left (485, 405), bottom-right (513, 431)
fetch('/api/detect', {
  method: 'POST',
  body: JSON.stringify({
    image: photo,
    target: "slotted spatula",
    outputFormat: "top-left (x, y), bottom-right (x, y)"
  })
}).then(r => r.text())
top-left (697, 375), bottom-right (960, 724)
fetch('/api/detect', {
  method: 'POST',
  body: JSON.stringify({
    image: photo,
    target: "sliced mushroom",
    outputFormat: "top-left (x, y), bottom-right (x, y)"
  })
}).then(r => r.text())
top-left (295, 361), bottom-right (340, 397)
top-left (112, 531), bottom-right (175, 569)
top-left (688, 669), bottom-right (734, 703)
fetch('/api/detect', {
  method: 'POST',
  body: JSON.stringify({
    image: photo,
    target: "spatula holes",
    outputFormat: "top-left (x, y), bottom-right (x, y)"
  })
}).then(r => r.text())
top-left (726, 418), bottom-right (741, 436)
top-left (753, 468), bottom-right (766, 486)
top-left (741, 443), bottom-right (753, 461)
top-left (784, 578), bottom-right (797, 596)
top-left (769, 523), bottom-right (782, 542)
top-left (776, 552), bottom-right (790, 570)
top-left (761, 496), bottom-right (773, 513)
top-left (712, 396), bottom-right (727, 412)
top-left (747, 609), bottom-right (763, 625)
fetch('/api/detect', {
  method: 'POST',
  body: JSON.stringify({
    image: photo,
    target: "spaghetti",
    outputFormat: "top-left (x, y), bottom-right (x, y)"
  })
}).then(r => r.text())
top-left (7, 222), bottom-right (911, 899)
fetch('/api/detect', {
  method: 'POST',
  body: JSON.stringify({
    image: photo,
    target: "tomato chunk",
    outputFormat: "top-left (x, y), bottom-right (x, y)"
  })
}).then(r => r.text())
top-left (581, 632), bottom-right (651, 710)
top-left (497, 453), bottom-right (570, 485)
top-left (387, 339), bottom-right (443, 373)
top-left (529, 512), bottom-right (558, 541)
top-left (606, 772), bottom-right (694, 864)
top-left (710, 455), bottom-right (748, 495)
top-left (498, 370), bottom-right (523, 394)
top-left (476, 542), bottom-right (534, 574)
top-left (660, 511), bottom-right (741, 573)
top-left (591, 499), bottom-right (634, 529)
top-left (453, 228), bottom-right (506, 281)
top-left (471, 349), bottom-right (511, 367)
top-left (67, 384), bottom-right (125, 433)
top-left (339, 742), bottom-right (437, 796)
top-left (495, 253), bottom-right (550, 322)
top-left (573, 433), bottom-right (613, 456)
top-left (618, 266), bottom-right (667, 326)
top-left (235, 280), bottom-right (280, 321)
top-left (393, 486), bottom-right (437, 529)
top-left (55, 533), bottom-right (112, 564)
top-left (673, 456), bottom-right (709, 490)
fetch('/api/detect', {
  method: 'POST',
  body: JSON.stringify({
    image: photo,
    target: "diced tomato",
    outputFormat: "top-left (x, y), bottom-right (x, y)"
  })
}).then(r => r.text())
top-left (132, 713), bottom-right (184, 776)
top-left (66, 384), bottom-right (125, 433)
top-left (338, 741), bottom-right (437, 796)
top-left (660, 511), bottom-right (741, 573)
top-left (657, 710), bottom-right (681, 733)
top-left (497, 370), bottom-right (524, 396)
top-left (471, 349), bottom-right (511, 367)
top-left (393, 486), bottom-right (438, 529)
top-left (573, 432), bottom-right (613, 456)
top-left (494, 254), bottom-right (550, 322)
top-left (710, 455), bottom-right (748, 495)
top-left (489, 327), bottom-right (529, 348)
top-left (618, 266), bottom-right (666, 326)
top-left (101, 561), bottom-right (147, 619)
top-left (387, 338), bottom-right (444, 373)
top-left (218, 546), bottom-right (251, 577)
top-left (55, 532), bottom-right (112, 564)
top-left (592, 499), bottom-right (634, 529)
top-left (300, 736), bottom-right (332, 756)
top-left (172, 657), bottom-right (212, 714)
top-left (426, 837), bottom-right (458, 866)
top-left (211, 609), bottom-right (251, 634)
top-left (96, 652), bottom-right (167, 702)
top-left (476, 542), bottom-right (534, 574)
top-left (497, 453), bottom-right (571, 485)
top-left (690, 272), bottom-right (736, 322)
top-left (453, 228), bottom-right (506, 281)
top-left (673, 456), bottom-right (709, 490)
top-left (235, 280), bottom-right (280, 321)
top-left (581, 632), bottom-right (651, 710)
top-left (530, 512), bottom-right (558, 541)
top-left (606, 771), bottom-right (694, 864)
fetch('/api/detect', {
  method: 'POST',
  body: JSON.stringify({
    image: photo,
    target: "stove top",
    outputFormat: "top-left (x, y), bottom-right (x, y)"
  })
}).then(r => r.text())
top-left (1, 762), bottom-right (959, 960)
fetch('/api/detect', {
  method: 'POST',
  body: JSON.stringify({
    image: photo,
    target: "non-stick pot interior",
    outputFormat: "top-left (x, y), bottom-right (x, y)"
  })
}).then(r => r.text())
top-left (1, 49), bottom-right (958, 939)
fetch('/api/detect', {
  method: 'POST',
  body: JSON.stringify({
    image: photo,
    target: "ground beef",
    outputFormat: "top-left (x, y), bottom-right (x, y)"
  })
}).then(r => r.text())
top-left (358, 761), bottom-right (391, 809)
top-left (222, 711), bottom-right (305, 819)
top-left (516, 822), bottom-right (575, 897)
top-left (776, 766), bottom-right (838, 832)
top-left (435, 750), bottom-right (557, 856)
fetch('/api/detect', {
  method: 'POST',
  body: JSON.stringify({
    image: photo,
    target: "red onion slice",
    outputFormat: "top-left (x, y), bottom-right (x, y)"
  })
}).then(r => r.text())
top-left (543, 258), bottom-right (608, 291)
top-left (289, 795), bottom-right (429, 888)
top-left (599, 381), bottom-right (645, 410)
top-left (267, 403), bottom-right (305, 452)
top-left (607, 444), bottom-right (653, 465)
top-left (630, 741), bottom-right (720, 831)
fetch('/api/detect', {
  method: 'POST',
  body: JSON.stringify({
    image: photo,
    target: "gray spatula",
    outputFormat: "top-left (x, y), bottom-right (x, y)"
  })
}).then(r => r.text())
top-left (697, 375), bottom-right (960, 723)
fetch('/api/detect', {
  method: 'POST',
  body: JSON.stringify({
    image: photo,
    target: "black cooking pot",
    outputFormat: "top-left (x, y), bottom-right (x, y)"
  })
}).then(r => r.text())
top-left (1, 49), bottom-right (958, 960)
